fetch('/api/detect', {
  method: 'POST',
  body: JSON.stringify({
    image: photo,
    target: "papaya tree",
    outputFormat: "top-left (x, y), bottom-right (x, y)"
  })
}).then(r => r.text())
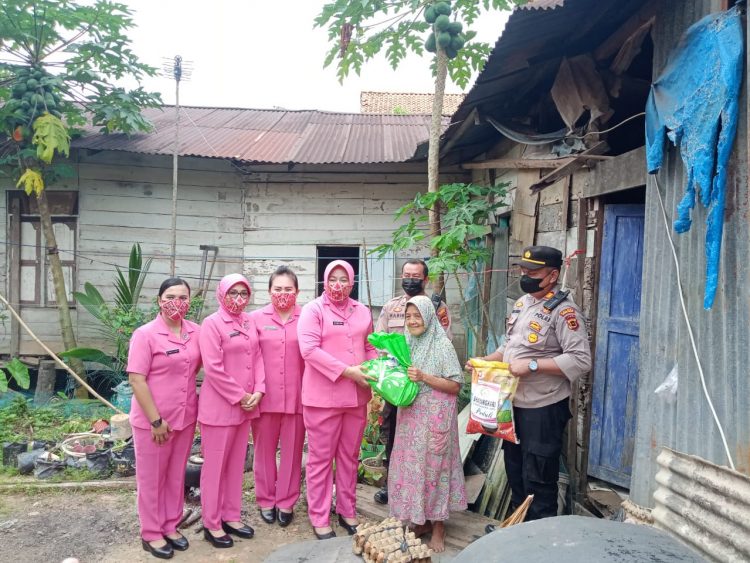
top-left (0, 0), bottom-right (162, 397)
top-left (316, 0), bottom-right (525, 293)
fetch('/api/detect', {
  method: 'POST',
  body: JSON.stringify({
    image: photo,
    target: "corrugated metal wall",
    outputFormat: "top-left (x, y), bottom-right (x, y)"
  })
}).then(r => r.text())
top-left (630, 0), bottom-right (750, 506)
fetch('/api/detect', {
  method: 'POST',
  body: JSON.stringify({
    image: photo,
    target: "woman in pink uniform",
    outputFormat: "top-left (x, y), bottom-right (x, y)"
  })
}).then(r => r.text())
top-left (198, 273), bottom-right (266, 549)
top-left (250, 265), bottom-right (305, 527)
top-left (297, 259), bottom-right (377, 540)
top-left (128, 277), bottom-right (200, 559)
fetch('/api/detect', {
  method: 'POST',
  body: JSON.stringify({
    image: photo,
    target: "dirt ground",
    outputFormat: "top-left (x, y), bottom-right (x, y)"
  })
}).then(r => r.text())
top-left (0, 487), bottom-right (352, 563)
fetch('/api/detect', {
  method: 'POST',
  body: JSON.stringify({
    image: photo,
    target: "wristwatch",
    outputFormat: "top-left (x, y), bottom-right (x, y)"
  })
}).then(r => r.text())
top-left (528, 359), bottom-right (539, 373)
top-left (150, 417), bottom-right (163, 428)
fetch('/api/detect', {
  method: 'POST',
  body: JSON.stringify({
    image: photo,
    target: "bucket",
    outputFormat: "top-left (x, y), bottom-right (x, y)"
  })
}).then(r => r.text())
top-left (110, 413), bottom-right (132, 440)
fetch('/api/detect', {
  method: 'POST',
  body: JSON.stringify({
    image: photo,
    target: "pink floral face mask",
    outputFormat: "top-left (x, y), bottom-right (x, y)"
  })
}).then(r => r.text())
top-left (325, 281), bottom-right (351, 303)
top-left (224, 294), bottom-right (249, 315)
top-left (271, 292), bottom-right (297, 311)
top-left (161, 299), bottom-right (189, 321)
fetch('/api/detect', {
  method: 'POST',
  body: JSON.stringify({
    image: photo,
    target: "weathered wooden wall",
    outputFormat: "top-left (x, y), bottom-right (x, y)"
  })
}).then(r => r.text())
top-left (2, 153), bottom-right (471, 357)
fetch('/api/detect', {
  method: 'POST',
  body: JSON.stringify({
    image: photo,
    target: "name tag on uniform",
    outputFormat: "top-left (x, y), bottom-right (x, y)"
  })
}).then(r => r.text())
top-left (165, 349), bottom-right (180, 355)
top-left (333, 321), bottom-right (344, 326)
top-left (263, 325), bottom-right (279, 331)
top-left (229, 330), bottom-right (240, 337)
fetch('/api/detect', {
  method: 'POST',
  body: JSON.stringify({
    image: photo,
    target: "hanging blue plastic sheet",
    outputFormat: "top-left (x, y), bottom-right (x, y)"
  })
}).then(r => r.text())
top-left (645, 6), bottom-right (744, 309)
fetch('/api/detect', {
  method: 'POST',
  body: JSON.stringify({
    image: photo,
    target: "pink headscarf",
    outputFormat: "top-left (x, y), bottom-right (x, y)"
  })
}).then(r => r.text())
top-left (324, 260), bottom-right (355, 284)
top-left (217, 273), bottom-right (251, 316)
top-left (323, 260), bottom-right (355, 305)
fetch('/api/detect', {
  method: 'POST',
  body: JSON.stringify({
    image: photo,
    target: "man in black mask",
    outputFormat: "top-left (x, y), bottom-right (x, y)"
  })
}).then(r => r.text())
top-left (372, 259), bottom-right (452, 504)
top-left (478, 246), bottom-right (591, 528)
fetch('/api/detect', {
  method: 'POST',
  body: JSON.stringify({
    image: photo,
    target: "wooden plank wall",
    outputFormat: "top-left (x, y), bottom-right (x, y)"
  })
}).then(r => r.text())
top-left (3, 153), bottom-right (471, 357)
top-left (0, 181), bottom-right (7, 352)
top-left (241, 163), bottom-right (470, 358)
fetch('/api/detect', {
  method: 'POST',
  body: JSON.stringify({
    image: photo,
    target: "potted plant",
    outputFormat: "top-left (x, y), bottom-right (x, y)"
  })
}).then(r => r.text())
top-left (360, 394), bottom-right (385, 461)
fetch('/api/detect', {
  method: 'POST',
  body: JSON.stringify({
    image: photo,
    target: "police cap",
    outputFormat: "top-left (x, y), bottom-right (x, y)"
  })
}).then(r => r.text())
top-left (514, 246), bottom-right (563, 270)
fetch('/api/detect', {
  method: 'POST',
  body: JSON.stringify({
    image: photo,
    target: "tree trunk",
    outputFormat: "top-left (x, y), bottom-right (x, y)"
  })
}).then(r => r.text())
top-left (35, 360), bottom-right (57, 405)
top-left (37, 190), bottom-right (87, 399)
top-left (428, 48), bottom-right (448, 295)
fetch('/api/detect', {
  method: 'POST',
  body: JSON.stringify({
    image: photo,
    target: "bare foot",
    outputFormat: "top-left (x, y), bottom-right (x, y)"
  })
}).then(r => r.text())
top-left (427, 520), bottom-right (446, 553)
top-left (409, 522), bottom-right (433, 538)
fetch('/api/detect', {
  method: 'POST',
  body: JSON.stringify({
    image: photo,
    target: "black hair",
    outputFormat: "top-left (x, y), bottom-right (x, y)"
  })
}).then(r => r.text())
top-left (158, 277), bottom-right (191, 297)
top-left (268, 265), bottom-right (299, 290)
top-left (402, 259), bottom-right (428, 279)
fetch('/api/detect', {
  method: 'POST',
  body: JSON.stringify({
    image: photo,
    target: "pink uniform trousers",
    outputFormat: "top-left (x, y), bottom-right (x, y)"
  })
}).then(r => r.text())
top-left (133, 423), bottom-right (195, 542)
top-left (200, 420), bottom-right (252, 530)
top-left (303, 405), bottom-right (366, 527)
top-left (251, 412), bottom-right (305, 510)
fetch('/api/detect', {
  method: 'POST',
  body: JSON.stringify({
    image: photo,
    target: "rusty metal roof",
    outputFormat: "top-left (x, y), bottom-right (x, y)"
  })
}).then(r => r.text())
top-left (71, 106), bottom-right (437, 164)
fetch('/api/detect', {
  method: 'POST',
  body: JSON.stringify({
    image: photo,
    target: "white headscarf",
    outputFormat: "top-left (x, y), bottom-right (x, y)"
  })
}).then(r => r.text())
top-left (405, 295), bottom-right (463, 389)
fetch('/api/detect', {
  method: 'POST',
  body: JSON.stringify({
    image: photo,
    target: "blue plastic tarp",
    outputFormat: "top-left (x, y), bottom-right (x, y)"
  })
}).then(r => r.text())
top-left (645, 6), bottom-right (744, 309)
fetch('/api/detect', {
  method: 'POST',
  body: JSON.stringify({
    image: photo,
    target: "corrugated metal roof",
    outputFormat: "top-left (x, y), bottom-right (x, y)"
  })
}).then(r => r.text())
top-left (652, 448), bottom-right (750, 561)
top-left (429, 0), bottom-right (648, 163)
top-left (520, 0), bottom-right (567, 9)
top-left (71, 107), bottom-right (436, 164)
top-left (631, 0), bottom-right (750, 507)
top-left (360, 91), bottom-right (465, 116)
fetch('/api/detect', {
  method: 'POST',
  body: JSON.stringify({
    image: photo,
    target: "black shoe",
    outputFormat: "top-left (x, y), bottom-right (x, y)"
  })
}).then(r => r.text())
top-left (278, 510), bottom-right (294, 527)
top-left (313, 527), bottom-right (337, 540)
top-left (222, 521), bottom-right (255, 539)
top-left (373, 486), bottom-right (388, 505)
top-left (337, 514), bottom-right (359, 536)
top-left (260, 507), bottom-right (277, 524)
top-left (484, 524), bottom-right (497, 535)
top-left (141, 538), bottom-right (174, 559)
top-left (203, 528), bottom-right (234, 548)
top-left (165, 533), bottom-right (189, 551)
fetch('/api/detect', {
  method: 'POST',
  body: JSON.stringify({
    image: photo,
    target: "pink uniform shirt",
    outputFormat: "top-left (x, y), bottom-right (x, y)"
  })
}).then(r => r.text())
top-left (251, 303), bottom-right (304, 415)
top-left (197, 309), bottom-right (267, 426)
top-left (126, 314), bottom-right (201, 431)
top-left (297, 294), bottom-right (377, 409)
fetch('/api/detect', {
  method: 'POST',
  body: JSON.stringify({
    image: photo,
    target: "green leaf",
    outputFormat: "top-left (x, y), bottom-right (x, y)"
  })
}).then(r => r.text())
top-left (59, 347), bottom-right (116, 371)
top-left (32, 113), bottom-right (70, 163)
top-left (0, 370), bottom-right (7, 393)
top-left (5, 358), bottom-right (30, 390)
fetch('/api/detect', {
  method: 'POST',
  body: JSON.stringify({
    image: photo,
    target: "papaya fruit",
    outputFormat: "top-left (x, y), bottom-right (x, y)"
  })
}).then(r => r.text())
top-left (445, 47), bottom-right (458, 59)
top-left (12, 82), bottom-right (26, 97)
top-left (424, 5), bottom-right (437, 23)
top-left (425, 32), bottom-right (437, 53)
top-left (26, 78), bottom-right (39, 90)
top-left (447, 21), bottom-right (463, 35)
top-left (434, 14), bottom-right (451, 32)
top-left (434, 1), bottom-right (451, 16)
top-left (449, 34), bottom-right (465, 51)
top-left (437, 31), bottom-right (452, 49)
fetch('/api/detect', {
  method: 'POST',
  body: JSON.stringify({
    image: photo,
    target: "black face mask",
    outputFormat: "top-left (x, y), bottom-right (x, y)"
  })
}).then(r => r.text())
top-left (401, 278), bottom-right (424, 296)
top-left (520, 274), bottom-right (547, 294)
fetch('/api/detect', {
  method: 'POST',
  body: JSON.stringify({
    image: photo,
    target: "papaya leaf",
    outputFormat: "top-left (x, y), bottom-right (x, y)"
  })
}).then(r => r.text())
top-left (32, 113), bottom-right (70, 164)
top-left (16, 168), bottom-right (45, 196)
top-left (0, 370), bottom-right (7, 393)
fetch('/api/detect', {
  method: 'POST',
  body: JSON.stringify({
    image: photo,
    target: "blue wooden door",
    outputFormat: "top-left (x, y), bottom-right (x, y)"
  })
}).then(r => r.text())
top-left (588, 204), bottom-right (644, 487)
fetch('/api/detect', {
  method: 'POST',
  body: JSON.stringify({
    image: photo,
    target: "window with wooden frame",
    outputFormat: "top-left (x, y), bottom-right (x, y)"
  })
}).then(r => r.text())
top-left (8, 191), bottom-right (78, 307)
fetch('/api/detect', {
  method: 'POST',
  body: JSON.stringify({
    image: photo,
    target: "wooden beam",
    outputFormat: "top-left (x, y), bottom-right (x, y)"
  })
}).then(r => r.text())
top-left (584, 145), bottom-right (647, 198)
top-left (530, 142), bottom-right (610, 193)
top-left (9, 197), bottom-right (21, 357)
top-left (463, 158), bottom-right (574, 170)
top-left (440, 108), bottom-right (479, 157)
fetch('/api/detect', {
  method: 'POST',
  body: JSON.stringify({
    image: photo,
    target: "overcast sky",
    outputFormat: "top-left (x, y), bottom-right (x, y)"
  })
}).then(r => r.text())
top-left (122, 1), bottom-right (511, 113)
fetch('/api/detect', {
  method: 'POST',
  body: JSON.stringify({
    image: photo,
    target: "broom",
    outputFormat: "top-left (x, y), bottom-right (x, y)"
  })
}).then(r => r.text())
top-left (499, 494), bottom-right (534, 528)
